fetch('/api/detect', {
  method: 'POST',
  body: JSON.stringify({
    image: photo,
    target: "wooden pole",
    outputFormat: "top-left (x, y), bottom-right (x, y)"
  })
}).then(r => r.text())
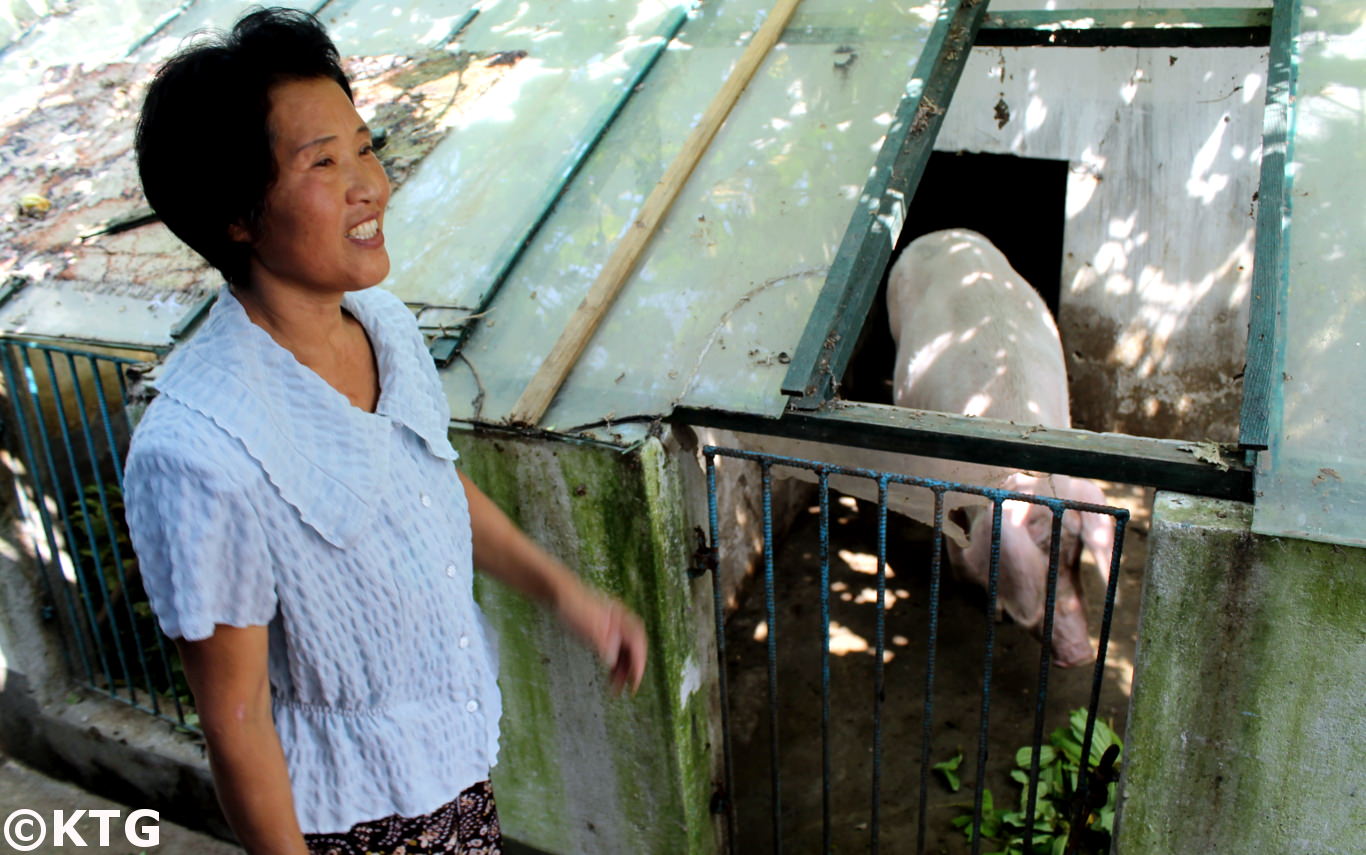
top-left (508, 0), bottom-right (804, 426)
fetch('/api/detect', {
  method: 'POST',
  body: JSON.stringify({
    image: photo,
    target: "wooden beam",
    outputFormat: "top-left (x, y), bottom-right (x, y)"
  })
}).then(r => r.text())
top-left (673, 402), bottom-right (1253, 502)
top-left (508, 0), bottom-right (803, 426)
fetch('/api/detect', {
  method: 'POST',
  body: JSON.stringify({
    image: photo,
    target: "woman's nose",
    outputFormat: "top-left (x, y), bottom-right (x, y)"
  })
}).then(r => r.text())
top-left (347, 156), bottom-right (389, 206)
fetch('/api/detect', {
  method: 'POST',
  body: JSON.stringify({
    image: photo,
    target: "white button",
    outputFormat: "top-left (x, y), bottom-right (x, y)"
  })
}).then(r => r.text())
top-left (458, 636), bottom-right (470, 649)
top-left (466, 699), bottom-right (480, 713)
top-left (445, 564), bottom-right (456, 578)
top-left (420, 493), bottom-right (432, 507)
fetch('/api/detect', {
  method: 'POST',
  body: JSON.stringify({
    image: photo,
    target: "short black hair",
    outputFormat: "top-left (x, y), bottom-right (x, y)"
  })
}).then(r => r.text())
top-left (135, 7), bottom-right (353, 288)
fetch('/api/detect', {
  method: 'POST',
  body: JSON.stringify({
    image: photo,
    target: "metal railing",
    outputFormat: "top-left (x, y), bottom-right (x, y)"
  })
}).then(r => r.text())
top-left (0, 338), bottom-right (193, 729)
top-left (701, 445), bottom-right (1129, 855)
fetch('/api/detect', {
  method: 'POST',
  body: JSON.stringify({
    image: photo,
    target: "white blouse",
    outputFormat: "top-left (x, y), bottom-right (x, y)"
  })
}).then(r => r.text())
top-left (123, 285), bottom-right (501, 834)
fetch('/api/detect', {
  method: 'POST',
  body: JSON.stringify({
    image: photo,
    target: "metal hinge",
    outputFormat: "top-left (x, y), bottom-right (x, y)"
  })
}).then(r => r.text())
top-left (688, 527), bottom-right (717, 578)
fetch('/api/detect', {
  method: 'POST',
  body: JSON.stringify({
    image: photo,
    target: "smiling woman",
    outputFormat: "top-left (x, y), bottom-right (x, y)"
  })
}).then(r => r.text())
top-left (124, 8), bottom-right (648, 855)
top-left (242, 78), bottom-right (392, 300)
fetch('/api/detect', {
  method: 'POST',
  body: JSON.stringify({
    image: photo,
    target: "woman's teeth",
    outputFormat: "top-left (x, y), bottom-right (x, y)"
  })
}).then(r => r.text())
top-left (348, 219), bottom-right (379, 240)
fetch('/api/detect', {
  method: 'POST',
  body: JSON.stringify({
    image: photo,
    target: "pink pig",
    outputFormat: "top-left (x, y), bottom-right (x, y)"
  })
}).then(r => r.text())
top-left (887, 229), bottom-right (1114, 667)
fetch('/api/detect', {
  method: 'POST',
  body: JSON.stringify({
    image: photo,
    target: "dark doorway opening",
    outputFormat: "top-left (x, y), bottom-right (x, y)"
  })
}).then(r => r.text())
top-left (842, 151), bottom-right (1069, 405)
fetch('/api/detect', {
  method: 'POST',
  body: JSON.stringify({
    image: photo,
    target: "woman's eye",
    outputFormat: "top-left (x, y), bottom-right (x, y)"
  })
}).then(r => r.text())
top-left (313, 156), bottom-right (334, 167)
top-left (360, 143), bottom-right (375, 156)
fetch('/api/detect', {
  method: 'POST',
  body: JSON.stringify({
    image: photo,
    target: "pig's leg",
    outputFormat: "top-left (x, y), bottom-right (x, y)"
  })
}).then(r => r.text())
top-left (949, 502), bottom-right (1049, 630)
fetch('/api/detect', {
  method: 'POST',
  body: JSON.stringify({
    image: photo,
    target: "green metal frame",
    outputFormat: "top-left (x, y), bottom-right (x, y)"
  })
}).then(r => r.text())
top-left (674, 403), bottom-right (1253, 501)
top-left (782, 2), bottom-right (1284, 417)
top-left (0, 274), bottom-right (28, 309)
top-left (1239, 0), bottom-right (1300, 451)
top-left (169, 292), bottom-right (217, 342)
top-left (781, 0), bottom-right (991, 407)
top-left (976, 7), bottom-right (1271, 48)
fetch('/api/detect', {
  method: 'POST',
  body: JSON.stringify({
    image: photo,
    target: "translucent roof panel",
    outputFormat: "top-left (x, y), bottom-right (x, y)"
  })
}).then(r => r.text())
top-left (1252, 1), bottom-right (1366, 547)
top-left (382, 0), bottom-right (692, 324)
top-left (0, 0), bottom-right (486, 348)
top-left (399, 0), bottom-right (941, 427)
top-left (0, 58), bottom-right (217, 349)
top-left (125, 0), bottom-right (483, 63)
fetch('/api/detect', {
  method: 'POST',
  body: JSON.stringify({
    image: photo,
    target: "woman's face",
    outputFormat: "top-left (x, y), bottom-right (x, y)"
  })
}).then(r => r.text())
top-left (246, 76), bottom-right (391, 294)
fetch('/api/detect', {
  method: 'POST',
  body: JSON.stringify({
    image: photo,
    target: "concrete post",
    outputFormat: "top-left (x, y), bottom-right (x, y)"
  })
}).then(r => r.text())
top-left (453, 429), bottom-right (723, 854)
top-left (1117, 492), bottom-right (1366, 853)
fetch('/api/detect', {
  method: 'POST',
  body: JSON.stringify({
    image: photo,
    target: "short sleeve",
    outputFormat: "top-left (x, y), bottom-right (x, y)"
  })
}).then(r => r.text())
top-left (124, 445), bottom-right (277, 642)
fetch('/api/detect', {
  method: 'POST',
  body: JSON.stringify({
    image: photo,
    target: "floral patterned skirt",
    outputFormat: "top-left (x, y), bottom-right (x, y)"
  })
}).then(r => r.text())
top-left (303, 780), bottom-right (501, 855)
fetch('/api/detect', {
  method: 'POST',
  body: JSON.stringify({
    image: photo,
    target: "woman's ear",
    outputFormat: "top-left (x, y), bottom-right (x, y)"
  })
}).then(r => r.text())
top-left (227, 222), bottom-right (252, 243)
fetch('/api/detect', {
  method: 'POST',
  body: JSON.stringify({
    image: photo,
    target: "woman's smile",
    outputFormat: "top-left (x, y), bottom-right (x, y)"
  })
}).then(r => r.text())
top-left (347, 216), bottom-right (381, 243)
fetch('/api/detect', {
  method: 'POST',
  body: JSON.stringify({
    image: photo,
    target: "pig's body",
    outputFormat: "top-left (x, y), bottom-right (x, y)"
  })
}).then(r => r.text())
top-left (886, 229), bottom-right (1113, 667)
top-left (888, 229), bottom-right (1070, 428)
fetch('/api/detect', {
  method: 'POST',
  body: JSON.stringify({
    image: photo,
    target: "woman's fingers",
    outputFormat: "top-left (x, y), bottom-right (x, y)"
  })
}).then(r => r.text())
top-left (616, 606), bottom-right (647, 694)
top-left (598, 601), bottom-right (647, 695)
top-left (559, 588), bottom-right (648, 695)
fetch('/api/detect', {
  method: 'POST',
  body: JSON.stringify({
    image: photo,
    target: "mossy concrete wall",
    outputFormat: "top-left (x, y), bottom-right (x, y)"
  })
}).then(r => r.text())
top-left (1117, 493), bottom-right (1365, 854)
top-left (451, 429), bottom-right (721, 855)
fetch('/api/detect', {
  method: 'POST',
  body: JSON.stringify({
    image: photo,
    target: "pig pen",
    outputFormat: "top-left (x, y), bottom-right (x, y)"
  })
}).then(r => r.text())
top-left (709, 216), bottom-right (1155, 851)
top-left (718, 477), bottom-right (1149, 853)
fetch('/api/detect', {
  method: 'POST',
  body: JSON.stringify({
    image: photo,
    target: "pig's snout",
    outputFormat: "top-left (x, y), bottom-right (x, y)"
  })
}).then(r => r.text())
top-left (1044, 584), bottom-right (1095, 668)
top-left (1052, 635), bottom-right (1097, 669)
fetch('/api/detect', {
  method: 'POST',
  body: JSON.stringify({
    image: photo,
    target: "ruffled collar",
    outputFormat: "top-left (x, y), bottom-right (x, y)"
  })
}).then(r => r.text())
top-left (154, 285), bottom-right (455, 549)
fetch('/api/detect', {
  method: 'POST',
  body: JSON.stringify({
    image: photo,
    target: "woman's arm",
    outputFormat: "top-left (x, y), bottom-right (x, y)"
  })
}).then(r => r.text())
top-left (175, 625), bottom-right (310, 855)
top-left (459, 470), bottom-right (648, 694)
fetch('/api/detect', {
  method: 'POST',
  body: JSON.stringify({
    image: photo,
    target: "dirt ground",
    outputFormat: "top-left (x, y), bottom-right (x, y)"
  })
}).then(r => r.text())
top-left (722, 481), bottom-right (1152, 854)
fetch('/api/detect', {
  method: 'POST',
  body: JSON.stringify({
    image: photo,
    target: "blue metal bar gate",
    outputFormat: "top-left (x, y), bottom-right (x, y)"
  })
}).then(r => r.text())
top-left (0, 337), bottom-right (193, 729)
top-left (702, 445), bottom-right (1129, 855)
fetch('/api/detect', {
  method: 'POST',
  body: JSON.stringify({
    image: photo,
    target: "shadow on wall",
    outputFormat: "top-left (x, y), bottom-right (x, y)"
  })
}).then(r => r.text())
top-left (1057, 54), bottom-right (1262, 442)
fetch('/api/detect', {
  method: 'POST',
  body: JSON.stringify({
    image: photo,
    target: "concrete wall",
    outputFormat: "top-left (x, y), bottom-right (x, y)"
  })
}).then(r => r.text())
top-left (1118, 492), bottom-right (1365, 853)
top-left (453, 428), bottom-right (723, 854)
top-left (935, 40), bottom-right (1267, 441)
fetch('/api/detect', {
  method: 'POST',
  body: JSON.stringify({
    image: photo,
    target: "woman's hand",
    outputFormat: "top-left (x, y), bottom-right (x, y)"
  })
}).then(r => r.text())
top-left (555, 584), bottom-right (648, 696)
top-left (461, 471), bottom-right (648, 695)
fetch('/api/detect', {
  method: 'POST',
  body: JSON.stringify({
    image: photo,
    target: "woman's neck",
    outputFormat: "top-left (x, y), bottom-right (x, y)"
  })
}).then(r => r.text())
top-left (232, 279), bottom-right (380, 413)
top-left (233, 281), bottom-right (354, 362)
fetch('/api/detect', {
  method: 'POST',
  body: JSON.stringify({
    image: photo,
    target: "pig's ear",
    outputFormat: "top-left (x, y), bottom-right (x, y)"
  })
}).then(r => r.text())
top-left (948, 506), bottom-right (971, 534)
top-left (1024, 502), bottom-right (1058, 548)
top-left (1002, 472), bottom-right (1041, 494)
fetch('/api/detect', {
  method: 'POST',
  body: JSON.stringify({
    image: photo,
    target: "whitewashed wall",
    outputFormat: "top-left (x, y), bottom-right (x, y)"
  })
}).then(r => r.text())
top-left (933, 2), bottom-right (1269, 441)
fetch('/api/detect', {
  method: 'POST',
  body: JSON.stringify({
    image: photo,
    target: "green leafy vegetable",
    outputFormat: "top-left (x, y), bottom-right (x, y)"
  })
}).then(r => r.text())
top-left (933, 751), bottom-right (964, 792)
top-left (948, 709), bottom-right (1123, 855)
